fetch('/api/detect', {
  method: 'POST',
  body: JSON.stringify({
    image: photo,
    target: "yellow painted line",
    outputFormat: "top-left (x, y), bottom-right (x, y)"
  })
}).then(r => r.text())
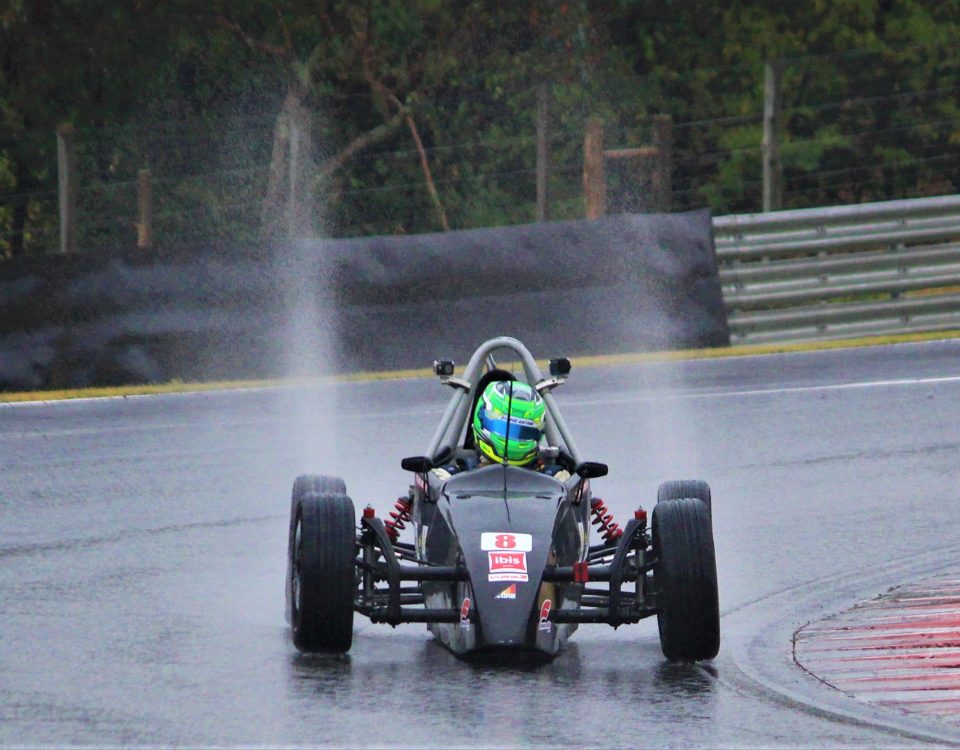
top-left (4, 329), bottom-right (960, 404)
top-left (0, 379), bottom-right (279, 404)
top-left (568, 329), bottom-right (960, 369)
top-left (336, 329), bottom-right (960, 377)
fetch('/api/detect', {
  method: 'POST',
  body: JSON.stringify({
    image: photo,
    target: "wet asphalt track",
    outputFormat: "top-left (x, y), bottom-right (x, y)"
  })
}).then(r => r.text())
top-left (5, 339), bottom-right (960, 746)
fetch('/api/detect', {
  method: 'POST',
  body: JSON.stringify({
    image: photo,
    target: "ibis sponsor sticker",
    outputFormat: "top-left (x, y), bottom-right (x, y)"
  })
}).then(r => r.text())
top-left (495, 584), bottom-right (517, 599)
top-left (480, 532), bottom-right (532, 552)
top-left (487, 551), bottom-right (528, 582)
top-left (539, 599), bottom-right (553, 632)
top-left (460, 597), bottom-right (471, 630)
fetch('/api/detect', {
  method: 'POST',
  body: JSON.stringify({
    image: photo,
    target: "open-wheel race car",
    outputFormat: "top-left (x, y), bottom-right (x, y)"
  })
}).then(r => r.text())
top-left (285, 336), bottom-right (719, 660)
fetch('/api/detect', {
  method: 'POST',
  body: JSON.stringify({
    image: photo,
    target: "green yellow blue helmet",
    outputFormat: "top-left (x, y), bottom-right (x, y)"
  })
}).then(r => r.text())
top-left (472, 380), bottom-right (545, 466)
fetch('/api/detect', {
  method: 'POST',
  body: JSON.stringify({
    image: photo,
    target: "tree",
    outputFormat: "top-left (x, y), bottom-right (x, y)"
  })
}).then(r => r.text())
top-left (208, 0), bottom-right (489, 235)
top-left (3, 0), bottom-right (960, 255)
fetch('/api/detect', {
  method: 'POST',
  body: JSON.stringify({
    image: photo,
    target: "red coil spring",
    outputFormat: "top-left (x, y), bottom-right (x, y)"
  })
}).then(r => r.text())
top-left (590, 497), bottom-right (622, 543)
top-left (384, 496), bottom-right (413, 542)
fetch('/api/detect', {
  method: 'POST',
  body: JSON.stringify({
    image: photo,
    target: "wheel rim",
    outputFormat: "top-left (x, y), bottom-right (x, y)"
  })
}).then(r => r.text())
top-left (292, 516), bottom-right (303, 622)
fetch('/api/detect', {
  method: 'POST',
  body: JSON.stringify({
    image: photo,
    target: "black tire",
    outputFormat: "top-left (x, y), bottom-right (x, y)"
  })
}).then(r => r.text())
top-left (657, 479), bottom-right (711, 515)
top-left (290, 475), bottom-right (347, 531)
top-left (653, 497), bottom-right (720, 661)
top-left (286, 475), bottom-right (348, 624)
top-left (293, 474), bottom-right (347, 497)
top-left (289, 490), bottom-right (356, 652)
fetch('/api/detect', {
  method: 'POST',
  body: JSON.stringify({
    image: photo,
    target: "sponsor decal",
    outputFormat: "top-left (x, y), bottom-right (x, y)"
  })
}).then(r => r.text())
top-left (495, 584), bottom-right (518, 600)
top-left (487, 551), bottom-right (529, 582)
top-left (539, 599), bottom-right (553, 632)
top-left (480, 532), bottom-right (532, 552)
top-left (460, 597), bottom-right (471, 630)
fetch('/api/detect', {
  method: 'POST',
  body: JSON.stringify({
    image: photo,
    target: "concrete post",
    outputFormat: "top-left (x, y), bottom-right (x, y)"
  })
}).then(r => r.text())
top-left (536, 84), bottom-right (550, 222)
top-left (136, 168), bottom-right (152, 249)
top-left (651, 114), bottom-right (673, 211)
top-left (762, 61), bottom-right (784, 212)
top-left (56, 124), bottom-right (77, 253)
top-left (584, 117), bottom-right (605, 219)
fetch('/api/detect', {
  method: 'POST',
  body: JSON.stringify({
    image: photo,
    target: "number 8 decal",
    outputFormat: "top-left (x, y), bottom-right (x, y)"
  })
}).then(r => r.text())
top-left (481, 532), bottom-right (532, 552)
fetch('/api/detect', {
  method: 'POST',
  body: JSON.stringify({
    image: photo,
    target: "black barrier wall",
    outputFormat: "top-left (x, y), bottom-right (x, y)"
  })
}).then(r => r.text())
top-left (0, 210), bottom-right (727, 390)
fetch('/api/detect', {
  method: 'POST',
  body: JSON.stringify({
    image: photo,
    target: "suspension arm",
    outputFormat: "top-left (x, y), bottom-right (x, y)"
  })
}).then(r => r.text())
top-left (360, 606), bottom-right (477, 625)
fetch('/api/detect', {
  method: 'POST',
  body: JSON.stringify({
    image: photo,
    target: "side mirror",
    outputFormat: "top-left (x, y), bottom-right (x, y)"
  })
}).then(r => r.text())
top-left (575, 461), bottom-right (608, 480)
top-left (401, 456), bottom-right (434, 473)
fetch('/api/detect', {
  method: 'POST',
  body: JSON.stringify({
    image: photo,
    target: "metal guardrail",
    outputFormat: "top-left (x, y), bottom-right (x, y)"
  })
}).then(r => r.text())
top-left (713, 194), bottom-right (960, 344)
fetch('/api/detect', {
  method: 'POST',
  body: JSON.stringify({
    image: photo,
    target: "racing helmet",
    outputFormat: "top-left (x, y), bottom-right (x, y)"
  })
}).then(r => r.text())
top-left (472, 380), bottom-right (545, 466)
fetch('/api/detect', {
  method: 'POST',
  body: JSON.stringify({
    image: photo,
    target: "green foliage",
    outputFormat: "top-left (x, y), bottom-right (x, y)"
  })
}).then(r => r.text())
top-left (1, 0), bottom-right (960, 253)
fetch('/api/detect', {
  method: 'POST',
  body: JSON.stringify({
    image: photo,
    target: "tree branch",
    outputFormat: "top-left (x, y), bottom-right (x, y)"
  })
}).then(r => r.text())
top-left (303, 43), bottom-right (328, 83)
top-left (276, 5), bottom-right (293, 55)
top-left (404, 112), bottom-right (449, 231)
top-left (214, 15), bottom-right (290, 60)
top-left (315, 109), bottom-right (407, 183)
top-left (366, 80), bottom-right (450, 230)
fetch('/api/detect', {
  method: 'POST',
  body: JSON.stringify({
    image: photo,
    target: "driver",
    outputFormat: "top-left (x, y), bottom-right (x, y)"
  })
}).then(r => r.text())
top-left (434, 380), bottom-right (569, 480)
top-left (473, 379), bottom-right (545, 466)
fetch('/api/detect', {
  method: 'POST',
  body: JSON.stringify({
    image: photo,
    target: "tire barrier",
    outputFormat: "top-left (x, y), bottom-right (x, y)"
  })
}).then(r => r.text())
top-left (0, 210), bottom-right (727, 390)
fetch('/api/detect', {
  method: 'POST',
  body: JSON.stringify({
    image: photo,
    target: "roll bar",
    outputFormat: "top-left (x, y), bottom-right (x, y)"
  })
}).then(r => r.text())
top-left (425, 336), bottom-right (583, 466)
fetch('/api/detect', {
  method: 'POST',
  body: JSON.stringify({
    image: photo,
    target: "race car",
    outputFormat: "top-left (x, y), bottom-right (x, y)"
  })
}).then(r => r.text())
top-left (285, 336), bottom-right (719, 660)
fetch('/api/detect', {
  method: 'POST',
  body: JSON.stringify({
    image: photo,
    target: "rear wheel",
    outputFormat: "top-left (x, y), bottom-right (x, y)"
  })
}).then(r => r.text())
top-left (657, 479), bottom-right (711, 515)
top-left (289, 490), bottom-right (356, 652)
top-left (653, 497), bottom-right (719, 661)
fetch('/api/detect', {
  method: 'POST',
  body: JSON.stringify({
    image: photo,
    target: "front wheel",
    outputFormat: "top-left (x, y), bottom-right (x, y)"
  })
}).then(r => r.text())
top-left (657, 479), bottom-right (711, 515)
top-left (289, 475), bottom-right (347, 537)
top-left (653, 497), bottom-right (719, 661)
top-left (285, 475), bottom-right (348, 623)
top-left (289, 490), bottom-right (356, 652)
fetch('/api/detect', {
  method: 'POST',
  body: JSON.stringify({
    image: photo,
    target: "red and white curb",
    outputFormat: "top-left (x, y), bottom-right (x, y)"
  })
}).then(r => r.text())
top-left (795, 577), bottom-right (960, 718)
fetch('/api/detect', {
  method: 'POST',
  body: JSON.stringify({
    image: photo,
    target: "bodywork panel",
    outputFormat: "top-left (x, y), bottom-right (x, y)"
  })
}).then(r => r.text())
top-left (418, 464), bottom-right (590, 654)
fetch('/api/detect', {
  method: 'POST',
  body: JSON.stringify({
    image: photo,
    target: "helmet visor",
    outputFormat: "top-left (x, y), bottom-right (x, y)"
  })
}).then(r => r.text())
top-left (479, 408), bottom-right (542, 442)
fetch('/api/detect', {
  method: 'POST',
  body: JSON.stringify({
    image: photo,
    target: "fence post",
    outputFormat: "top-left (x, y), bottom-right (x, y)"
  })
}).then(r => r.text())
top-left (584, 117), bottom-right (605, 219)
top-left (762, 61), bottom-right (784, 212)
top-left (287, 119), bottom-right (301, 238)
top-left (136, 168), bottom-right (152, 249)
top-left (56, 123), bottom-right (77, 253)
top-left (536, 84), bottom-right (550, 222)
top-left (651, 114), bottom-right (673, 211)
